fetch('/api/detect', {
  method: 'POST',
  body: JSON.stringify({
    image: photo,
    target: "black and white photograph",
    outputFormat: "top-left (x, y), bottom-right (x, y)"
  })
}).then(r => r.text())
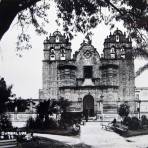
top-left (0, 0), bottom-right (148, 147)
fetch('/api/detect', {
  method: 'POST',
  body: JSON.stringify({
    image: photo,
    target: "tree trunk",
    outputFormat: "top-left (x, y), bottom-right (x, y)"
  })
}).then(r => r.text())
top-left (0, 0), bottom-right (40, 40)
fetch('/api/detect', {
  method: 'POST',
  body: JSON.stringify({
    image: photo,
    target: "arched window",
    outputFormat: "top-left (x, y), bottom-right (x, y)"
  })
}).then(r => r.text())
top-left (110, 47), bottom-right (116, 59)
top-left (121, 47), bottom-right (125, 58)
top-left (116, 35), bottom-right (119, 42)
top-left (50, 48), bottom-right (55, 60)
top-left (60, 48), bottom-right (65, 60)
top-left (56, 36), bottom-right (59, 42)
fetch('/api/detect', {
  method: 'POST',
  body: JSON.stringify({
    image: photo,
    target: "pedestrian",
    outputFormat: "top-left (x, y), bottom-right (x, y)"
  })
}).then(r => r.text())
top-left (112, 118), bottom-right (117, 126)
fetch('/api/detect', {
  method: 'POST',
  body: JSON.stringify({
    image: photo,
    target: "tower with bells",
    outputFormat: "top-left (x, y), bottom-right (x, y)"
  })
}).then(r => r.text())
top-left (101, 29), bottom-right (135, 112)
top-left (39, 31), bottom-right (72, 100)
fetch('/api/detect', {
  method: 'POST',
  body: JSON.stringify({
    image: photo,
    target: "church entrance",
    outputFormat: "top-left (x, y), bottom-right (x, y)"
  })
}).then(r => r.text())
top-left (83, 95), bottom-right (94, 117)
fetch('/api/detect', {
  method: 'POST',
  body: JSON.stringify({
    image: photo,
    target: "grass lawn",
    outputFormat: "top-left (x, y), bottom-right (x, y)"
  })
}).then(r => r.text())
top-left (124, 128), bottom-right (148, 137)
top-left (18, 137), bottom-right (70, 148)
top-left (18, 137), bottom-right (91, 148)
top-left (112, 123), bottom-right (148, 137)
top-left (32, 128), bottom-right (78, 136)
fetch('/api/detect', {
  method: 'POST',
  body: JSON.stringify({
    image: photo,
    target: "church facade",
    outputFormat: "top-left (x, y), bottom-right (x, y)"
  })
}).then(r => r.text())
top-left (39, 29), bottom-right (135, 118)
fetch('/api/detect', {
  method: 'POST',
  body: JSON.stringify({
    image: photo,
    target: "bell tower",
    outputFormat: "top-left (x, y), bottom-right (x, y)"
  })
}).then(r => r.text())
top-left (39, 31), bottom-right (72, 100)
top-left (102, 29), bottom-right (135, 110)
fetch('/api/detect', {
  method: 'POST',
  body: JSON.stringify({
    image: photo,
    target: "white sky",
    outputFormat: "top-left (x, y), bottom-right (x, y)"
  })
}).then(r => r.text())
top-left (0, 2), bottom-right (148, 99)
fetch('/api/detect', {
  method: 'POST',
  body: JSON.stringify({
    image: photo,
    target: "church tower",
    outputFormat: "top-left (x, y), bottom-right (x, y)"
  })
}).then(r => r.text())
top-left (39, 31), bottom-right (72, 99)
top-left (102, 29), bottom-right (135, 111)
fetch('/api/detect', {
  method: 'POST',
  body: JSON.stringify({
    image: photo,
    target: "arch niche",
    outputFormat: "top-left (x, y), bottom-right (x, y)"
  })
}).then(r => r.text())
top-left (83, 95), bottom-right (94, 117)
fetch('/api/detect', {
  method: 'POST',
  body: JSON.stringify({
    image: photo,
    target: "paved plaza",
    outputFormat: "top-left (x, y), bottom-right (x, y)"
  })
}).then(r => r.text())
top-left (35, 122), bottom-right (148, 148)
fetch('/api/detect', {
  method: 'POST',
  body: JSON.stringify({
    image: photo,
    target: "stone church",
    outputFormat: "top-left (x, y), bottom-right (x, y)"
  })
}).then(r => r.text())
top-left (39, 29), bottom-right (135, 118)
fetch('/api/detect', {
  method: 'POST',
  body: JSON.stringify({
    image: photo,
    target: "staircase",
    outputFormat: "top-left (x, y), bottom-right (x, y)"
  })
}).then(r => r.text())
top-left (102, 113), bottom-right (118, 122)
top-left (82, 113), bottom-right (119, 123)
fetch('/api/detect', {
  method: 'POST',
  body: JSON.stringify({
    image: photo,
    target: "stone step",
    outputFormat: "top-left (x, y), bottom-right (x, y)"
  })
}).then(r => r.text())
top-left (103, 114), bottom-right (118, 122)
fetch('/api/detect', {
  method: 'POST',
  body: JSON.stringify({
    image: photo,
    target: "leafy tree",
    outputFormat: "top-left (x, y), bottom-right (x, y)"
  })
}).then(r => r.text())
top-left (0, 0), bottom-right (148, 74)
top-left (118, 103), bottom-right (130, 119)
top-left (57, 97), bottom-right (71, 113)
top-left (0, 114), bottom-right (12, 131)
top-left (0, 77), bottom-right (12, 114)
top-left (7, 98), bottom-right (30, 112)
top-left (0, 77), bottom-right (13, 130)
top-left (36, 99), bottom-right (57, 120)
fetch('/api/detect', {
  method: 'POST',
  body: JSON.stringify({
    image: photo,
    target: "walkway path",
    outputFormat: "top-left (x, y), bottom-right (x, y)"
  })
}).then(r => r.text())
top-left (35, 122), bottom-right (148, 148)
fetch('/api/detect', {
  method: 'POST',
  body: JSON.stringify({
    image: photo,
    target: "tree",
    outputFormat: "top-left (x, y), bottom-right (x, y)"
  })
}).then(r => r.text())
top-left (7, 98), bottom-right (30, 112)
top-left (56, 97), bottom-right (71, 113)
top-left (0, 77), bottom-right (13, 130)
top-left (1, 1), bottom-right (148, 41)
top-left (118, 103), bottom-right (130, 119)
top-left (0, 0), bottom-right (148, 74)
top-left (36, 99), bottom-right (57, 120)
top-left (0, 77), bottom-right (12, 114)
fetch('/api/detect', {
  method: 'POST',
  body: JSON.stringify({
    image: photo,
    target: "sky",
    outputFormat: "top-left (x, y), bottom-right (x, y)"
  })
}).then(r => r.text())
top-left (0, 2), bottom-right (148, 99)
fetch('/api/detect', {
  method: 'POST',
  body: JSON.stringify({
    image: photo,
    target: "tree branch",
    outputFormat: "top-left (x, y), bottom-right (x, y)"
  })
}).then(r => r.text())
top-left (0, 0), bottom-right (41, 40)
top-left (104, 0), bottom-right (147, 44)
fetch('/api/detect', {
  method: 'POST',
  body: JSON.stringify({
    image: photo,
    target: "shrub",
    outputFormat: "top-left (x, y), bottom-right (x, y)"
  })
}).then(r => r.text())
top-left (118, 103), bottom-right (130, 118)
top-left (123, 116), bottom-right (132, 127)
top-left (123, 116), bottom-right (141, 130)
top-left (0, 114), bottom-right (12, 131)
top-left (141, 115), bottom-right (148, 126)
top-left (60, 112), bottom-right (82, 128)
top-left (35, 116), bottom-right (44, 129)
top-left (129, 117), bottom-right (140, 130)
top-left (26, 116), bottom-right (58, 130)
top-left (44, 117), bottom-right (57, 129)
top-left (131, 117), bottom-right (141, 130)
top-left (26, 117), bottom-right (35, 130)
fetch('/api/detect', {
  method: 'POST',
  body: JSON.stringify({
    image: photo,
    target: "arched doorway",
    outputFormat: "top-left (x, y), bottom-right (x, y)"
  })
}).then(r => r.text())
top-left (83, 95), bottom-right (94, 117)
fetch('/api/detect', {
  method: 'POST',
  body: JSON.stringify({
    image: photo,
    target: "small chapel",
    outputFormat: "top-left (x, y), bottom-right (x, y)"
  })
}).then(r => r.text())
top-left (39, 29), bottom-right (136, 119)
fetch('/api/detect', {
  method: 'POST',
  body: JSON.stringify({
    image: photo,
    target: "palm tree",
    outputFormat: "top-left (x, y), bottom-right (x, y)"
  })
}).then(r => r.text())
top-left (0, 77), bottom-right (12, 114)
top-left (7, 98), bottom-right (30, 112)
top-left (36, 99), bottom-right (57, 120)
top-left (56, 97), bottom-right (71, 113)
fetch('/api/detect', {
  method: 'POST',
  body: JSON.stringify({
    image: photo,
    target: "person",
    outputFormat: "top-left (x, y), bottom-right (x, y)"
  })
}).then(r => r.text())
top-left (83, 110), bottom-right (88, 122)
top-left (76, 122), bottom-right (80, 131)
top-left (72, 122), bottom-right (80, 134)
top-left (112, 118), bottom-right (117, 126)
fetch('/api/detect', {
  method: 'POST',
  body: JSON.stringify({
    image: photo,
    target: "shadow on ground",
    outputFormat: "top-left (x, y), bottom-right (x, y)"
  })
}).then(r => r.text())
top-left (18, 137), bottom-right (91, 148)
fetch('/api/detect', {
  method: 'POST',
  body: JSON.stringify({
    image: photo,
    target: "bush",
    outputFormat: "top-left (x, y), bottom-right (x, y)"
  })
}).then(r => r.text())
top-left (141, 115), bottom-right (148, 126)
top-left (60, 112), bottom-right (82, 128)
top-left (26, 117), bottom-right (35, 130)
top-left (123, 116), bottom-right (141, 130)
top-left (0, 114), bottom-right (12, 131)
top-left (130, 117), bottom-right (141, 130)
top-left (118, 103), bottom-right (130, 118)
top-left (26, 116), bottom-right (58, 130)
top-left (35, 116), bottom-right (44, 129)
top-left (123, 116), bottom-right (132, 127)
top-left (44, 117), bottom-right (57, 129)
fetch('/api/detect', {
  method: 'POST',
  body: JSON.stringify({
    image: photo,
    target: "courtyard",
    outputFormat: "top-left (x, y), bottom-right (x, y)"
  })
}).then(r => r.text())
top-left (35, 122), bottom-right (148, 148)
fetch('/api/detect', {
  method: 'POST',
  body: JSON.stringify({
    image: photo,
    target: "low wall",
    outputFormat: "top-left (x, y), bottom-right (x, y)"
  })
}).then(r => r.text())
top-left (8, 112), bottom-right (37, 127)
